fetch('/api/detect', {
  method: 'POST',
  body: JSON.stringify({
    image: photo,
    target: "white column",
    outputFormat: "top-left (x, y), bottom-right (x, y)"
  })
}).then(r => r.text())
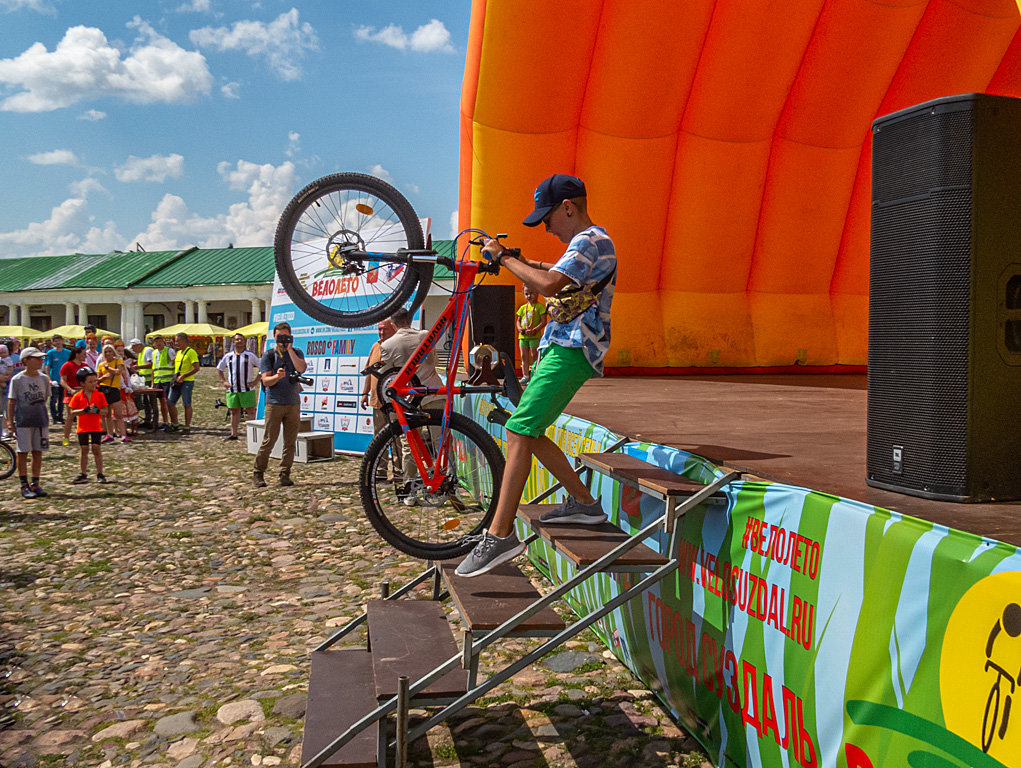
top-left (64, 303), bottom-right (75, 325)
top-left (19, 304), bottom-right (30, 328)
top-left (250, 298), bottom-right (262, 324)
top-left (77, 302), bottom-right (88, 326)
top-left (134, 303), bottom-right (145, 339)
top-left (119, 302), bottom-right (130, 339)
top-left (197, 300), bottom-right (208, 324)
top-left (184, 300), bottom-right (195, 323)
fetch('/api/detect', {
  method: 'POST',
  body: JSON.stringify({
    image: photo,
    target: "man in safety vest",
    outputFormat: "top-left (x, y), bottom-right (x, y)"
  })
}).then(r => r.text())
top-left (146, 335), bottom-right (175, 430)
top-left (167, 332), bottom-right (199, 434)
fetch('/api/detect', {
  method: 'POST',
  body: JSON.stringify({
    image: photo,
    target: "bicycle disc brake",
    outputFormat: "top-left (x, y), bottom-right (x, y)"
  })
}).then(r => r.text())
top-left (326, 229), bottom-right (366, 275)
top-left (376, 368), bottom-right (424, 410)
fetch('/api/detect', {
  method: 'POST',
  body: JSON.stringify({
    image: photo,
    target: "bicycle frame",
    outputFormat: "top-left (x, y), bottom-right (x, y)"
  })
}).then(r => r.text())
top-left (358, 235), bottom-right (506, 494)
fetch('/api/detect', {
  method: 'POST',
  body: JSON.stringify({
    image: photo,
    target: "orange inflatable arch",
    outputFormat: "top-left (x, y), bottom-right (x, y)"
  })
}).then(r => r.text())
top-left (458, 0), bottom-right (1021, 373)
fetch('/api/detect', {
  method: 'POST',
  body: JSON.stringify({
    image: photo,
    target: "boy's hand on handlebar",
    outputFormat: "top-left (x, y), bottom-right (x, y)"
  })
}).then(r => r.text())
top-left (482, 238), bottom-right (520, 265)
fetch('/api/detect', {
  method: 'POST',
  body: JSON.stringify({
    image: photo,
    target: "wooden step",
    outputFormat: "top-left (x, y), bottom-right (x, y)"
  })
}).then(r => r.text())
top-left (578, 452), bottom-right (727, 502)
top-left (439, 561), bottom-right (566, 635)
top-left (301, 649), bottom-right (378, 768)
top-left (366, 600), bottom-right (468, 700)
top-left (517, 505), bottom-right (668, 572)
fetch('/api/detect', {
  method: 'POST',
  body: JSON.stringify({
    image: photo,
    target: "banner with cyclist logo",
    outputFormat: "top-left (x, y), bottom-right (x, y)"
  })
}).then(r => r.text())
top-left (461, 394), bottom-right (1021, 768)
top-left (262, 217), bottom-right (430, 454)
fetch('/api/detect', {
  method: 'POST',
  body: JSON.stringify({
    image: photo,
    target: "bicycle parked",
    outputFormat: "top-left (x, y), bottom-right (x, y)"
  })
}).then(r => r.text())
top-left (0, 436), bottom-right (15, 481)
top-left (274, 173), bottom-right (521, 561)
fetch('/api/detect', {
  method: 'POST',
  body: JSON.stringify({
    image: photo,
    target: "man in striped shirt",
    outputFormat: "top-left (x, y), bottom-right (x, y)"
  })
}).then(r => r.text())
top-left (216, 333), bottom-right (260, 441)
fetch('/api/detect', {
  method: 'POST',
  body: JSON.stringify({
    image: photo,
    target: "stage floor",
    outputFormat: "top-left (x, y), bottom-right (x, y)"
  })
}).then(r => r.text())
top-left (564, 375), bottom-right (1021, 547)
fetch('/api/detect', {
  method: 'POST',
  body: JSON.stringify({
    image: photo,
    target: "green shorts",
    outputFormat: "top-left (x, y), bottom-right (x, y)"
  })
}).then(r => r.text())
top-left (226, 390), bottom-right (258, 409)
top-left (504, 344), bottom-right (592, 438)
top-left (518, 335), bottom-right (540, 349)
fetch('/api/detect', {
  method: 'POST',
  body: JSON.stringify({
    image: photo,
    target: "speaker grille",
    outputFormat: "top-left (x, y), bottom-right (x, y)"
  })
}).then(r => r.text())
top-left (868, 105), bottom-right (974, 497)
top-left (872, 109), bottom-right (972, 204)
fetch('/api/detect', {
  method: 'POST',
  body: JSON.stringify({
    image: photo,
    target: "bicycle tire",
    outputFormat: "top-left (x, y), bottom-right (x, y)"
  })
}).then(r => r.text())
top-left (0, 441), bottom-right (14, 480)
top-left (274, 172), bottom-right (434, 328)
top-left (360, 409), bottom-right (504, 560)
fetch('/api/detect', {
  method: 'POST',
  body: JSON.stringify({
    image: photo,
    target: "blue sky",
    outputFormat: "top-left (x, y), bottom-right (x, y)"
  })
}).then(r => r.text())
top-left (0, 0), bottom-right (471, 258)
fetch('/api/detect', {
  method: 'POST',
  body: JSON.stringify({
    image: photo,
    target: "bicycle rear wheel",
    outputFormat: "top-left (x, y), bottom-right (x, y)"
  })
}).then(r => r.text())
top-left (0, 441), bottom-right (14, 480)
top-left (274, 173), bottom-right (434, 327)
top-left (360, 409), bottom-right (504, 560)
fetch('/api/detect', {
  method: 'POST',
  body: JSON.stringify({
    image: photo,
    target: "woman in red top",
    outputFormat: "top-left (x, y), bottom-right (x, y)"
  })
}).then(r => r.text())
top-left (59, 346), bottom-right (86, 447)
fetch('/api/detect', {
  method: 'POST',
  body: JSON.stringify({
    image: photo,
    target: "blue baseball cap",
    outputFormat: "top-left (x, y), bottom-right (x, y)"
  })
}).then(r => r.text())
top-left (523, 174), bottom-right (586, 227)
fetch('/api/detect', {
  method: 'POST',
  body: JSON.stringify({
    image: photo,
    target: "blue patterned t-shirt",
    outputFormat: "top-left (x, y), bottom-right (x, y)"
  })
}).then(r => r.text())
top-left (539, 225), bottom-right (616, 376)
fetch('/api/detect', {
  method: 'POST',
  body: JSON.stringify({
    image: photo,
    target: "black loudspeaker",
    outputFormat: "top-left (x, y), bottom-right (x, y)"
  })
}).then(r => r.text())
top-left (868, 93), bottom-right (1021, 502)
top-left (469, 284), bottom-right (516, 366)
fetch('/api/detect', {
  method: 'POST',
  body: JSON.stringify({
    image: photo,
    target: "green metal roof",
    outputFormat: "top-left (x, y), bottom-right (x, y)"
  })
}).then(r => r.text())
top-left (132, 247), bottom-right (275, 288)
top-left (0, 241), bottom-right (457, 293)
top-left (66, 250), bottom-right (183, 289)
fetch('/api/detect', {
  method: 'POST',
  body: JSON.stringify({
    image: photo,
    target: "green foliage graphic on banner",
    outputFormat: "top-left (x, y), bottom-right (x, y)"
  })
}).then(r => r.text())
top-left (459, 394), bottom-right (1021, 768)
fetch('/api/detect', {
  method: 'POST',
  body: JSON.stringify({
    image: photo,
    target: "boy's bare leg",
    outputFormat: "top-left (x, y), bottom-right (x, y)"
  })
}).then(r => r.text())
top-left (488, 431), bottom-right (595, 538)
top-left (31, 451), bottom-right (41, 478)
top-left (92, 445), bottom-right (103, 474)
top-left (230, 408), bottom-right (240, 437)
top-left (16, 453), bottom-right (27, 477)
top-left (80, 446), bottom-right (88, 474)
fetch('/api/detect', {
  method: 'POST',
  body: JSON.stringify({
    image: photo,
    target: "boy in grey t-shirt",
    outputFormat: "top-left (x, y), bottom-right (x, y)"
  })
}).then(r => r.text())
top-left (6, 346), bottom-right (51, 499)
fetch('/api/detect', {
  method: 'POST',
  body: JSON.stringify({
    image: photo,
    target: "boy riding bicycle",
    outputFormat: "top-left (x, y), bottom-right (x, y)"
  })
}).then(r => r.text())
top-left (456, 174), bottom-right (617, 577)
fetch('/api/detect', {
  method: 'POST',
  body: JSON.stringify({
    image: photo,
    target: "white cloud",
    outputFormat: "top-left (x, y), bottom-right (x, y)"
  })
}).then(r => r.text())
top-left (114, 153), bottom-right (185, 183)
top-left (130, 160), bottom-right (299, 250)
top-left (78, 108), bottom-right (106, 121)
top-left (190, 9), bottom-right (318, 81)
top-left (368, 163), bottom-right (393, 183)
top-left (449, 210), bottom-right (459, 240)
top-left (177, 0), bottom-right (210, 12)
top-left (27, 148), bottom-right (79, 166)
top-left (0, 18), bottom-right (212, 113)
top-left (286, 130), bottom-right (300, 157)
top-left (0, 178), bottom-right (122, 257)
top-left (220, 80), bottom-right (239, 99)
top-left (1, 0), bottom-right (55, 13)
top-left (355, 19), bottom-right (454, 53)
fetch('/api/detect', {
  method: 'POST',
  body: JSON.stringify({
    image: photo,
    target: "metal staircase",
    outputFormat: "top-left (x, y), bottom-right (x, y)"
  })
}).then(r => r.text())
top-left (300, 444), bottom-right (740, 767)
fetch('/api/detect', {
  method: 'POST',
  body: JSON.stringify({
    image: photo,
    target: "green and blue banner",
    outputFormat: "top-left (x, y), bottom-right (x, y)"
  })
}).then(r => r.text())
top-left (461, 395), bottom-right (1021, 768)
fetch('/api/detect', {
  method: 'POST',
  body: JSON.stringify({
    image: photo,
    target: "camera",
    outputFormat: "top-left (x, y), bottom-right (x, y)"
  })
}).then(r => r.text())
top-left (288, 371), bottom-right (314, 386)
top-left (214, 398), bottom-right (227, 409)
top-left (276, 333), bottom-right (293, 346)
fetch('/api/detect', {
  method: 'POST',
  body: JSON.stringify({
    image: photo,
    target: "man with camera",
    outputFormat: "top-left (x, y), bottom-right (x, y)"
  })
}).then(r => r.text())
top-left (253, 322), bottom-right (308, 488)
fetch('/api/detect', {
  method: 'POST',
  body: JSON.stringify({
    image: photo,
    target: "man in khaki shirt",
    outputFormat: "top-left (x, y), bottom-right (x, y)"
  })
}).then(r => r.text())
top-left (378, 308), bottom-right (444, 504)
top-left (361, 319), bottom-right (397, 481)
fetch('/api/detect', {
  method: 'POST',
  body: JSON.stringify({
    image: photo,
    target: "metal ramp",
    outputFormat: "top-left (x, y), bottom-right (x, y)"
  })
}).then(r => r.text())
top-left (301, 444), bottom-right (740, 767)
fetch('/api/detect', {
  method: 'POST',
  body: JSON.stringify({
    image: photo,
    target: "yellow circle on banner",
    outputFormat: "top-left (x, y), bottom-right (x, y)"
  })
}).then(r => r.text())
top-left (940, 570), bottom-right (1021, 767)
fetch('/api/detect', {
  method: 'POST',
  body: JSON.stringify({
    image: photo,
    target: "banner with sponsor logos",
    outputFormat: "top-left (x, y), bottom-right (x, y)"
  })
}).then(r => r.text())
top-left (260, 221), bottom-right (429, 454)
top-left (460, 394), bottom-right (1021, 768)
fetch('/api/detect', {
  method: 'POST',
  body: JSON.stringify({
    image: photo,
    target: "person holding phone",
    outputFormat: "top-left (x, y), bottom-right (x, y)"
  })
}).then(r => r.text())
top-left (252, 322), bottom-right (307, 488)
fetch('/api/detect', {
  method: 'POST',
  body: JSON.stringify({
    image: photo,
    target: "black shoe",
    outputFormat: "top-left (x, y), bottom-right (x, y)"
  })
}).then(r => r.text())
top-left (279, 476), bottom-right (295, 487)
top-left (97, 474), bottom-right (108, 484)
top-left (21, 485), bottom-right (37, 499)
top-left (224, 435), bottom-right (239, 441)
top-left (29, 484), bottom-right (47, 498)
top-left (71, 473), bottom-right (89, 484)
top-left (253, 472), bottom-right (267, 488)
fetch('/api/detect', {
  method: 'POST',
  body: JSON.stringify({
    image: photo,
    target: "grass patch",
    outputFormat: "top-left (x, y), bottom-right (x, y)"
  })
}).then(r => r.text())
top-left (68, 559), bottom-right (112, 577)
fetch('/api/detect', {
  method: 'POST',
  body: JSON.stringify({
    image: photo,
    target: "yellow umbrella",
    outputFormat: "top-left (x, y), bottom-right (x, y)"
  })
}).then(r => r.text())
top-left (46, 324), bottom-right (120, 340)
top-left (233, 321), bottom-right (268, 337)
top-left (146, 322), bottom-right (232, 339)
top-left (0, 324), bottom-right (44, 340)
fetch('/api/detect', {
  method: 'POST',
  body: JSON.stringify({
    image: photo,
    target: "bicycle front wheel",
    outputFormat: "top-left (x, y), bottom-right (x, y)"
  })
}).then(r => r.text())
top-left (360, 409), bottom-right (504, 560)
top-left (0, 441), bottom-right (14, 480)
top-left (274, 173), bottom-right (434, 327)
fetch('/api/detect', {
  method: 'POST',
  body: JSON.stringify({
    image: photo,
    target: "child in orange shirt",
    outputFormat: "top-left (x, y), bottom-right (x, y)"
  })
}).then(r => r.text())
top-left (67, 367), bottom-right (109, 483)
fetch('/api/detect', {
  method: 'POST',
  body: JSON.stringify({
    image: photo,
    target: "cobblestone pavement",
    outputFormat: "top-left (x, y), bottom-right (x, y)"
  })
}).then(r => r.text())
top-left (1, 370), bottom-right (708, 768)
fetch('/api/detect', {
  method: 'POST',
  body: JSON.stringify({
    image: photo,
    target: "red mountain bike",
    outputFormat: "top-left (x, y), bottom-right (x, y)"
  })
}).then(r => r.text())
top-left (274, 173), bottom-right (520, 560)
